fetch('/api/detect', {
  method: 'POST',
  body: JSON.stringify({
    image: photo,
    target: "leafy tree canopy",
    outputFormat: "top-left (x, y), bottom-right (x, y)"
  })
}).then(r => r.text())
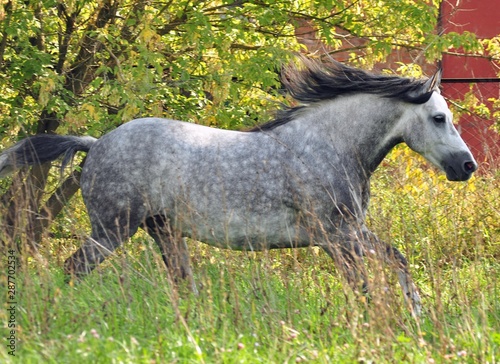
top-left (0, 0), bottom-right (494, 141)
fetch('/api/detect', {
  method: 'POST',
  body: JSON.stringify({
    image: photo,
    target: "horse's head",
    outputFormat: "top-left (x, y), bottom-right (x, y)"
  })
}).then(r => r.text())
top-left (401, 70), bottom-right (477, 181)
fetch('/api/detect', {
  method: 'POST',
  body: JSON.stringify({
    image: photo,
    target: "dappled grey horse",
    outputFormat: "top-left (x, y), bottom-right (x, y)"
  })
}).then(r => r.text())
top-left (0, 57), bottom-right (477, 314)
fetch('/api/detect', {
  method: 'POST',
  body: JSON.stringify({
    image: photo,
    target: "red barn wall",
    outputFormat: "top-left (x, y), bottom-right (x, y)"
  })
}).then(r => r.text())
top-left (440, 0), bottom-right (500, 169)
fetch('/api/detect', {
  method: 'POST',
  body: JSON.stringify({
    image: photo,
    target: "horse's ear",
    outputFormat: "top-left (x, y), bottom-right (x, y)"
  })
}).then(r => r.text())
top-left (424, 68), bottom-right (442, 92)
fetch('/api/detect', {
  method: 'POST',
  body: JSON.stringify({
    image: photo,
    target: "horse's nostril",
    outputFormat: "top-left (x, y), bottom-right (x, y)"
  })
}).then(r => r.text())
top-left (463, 161), bottom-right (477, 173)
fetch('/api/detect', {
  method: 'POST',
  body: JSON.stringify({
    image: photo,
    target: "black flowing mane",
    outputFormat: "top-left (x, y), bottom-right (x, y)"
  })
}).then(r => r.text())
top-left (250, 56), bottom-right (433, 132)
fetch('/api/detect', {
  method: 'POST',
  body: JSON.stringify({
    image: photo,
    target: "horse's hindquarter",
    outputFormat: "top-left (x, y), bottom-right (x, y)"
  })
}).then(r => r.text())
top-left (81, 118), bottom-right (311, 250)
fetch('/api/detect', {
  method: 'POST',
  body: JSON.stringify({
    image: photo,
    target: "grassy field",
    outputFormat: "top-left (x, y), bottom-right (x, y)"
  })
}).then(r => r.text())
top-left (1, 150), bottom-right (499, 363)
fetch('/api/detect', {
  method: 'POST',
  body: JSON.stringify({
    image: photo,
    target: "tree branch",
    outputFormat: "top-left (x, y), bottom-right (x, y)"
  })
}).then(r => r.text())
top-left (34, 160), bottom-right (85, 246)
top-left (0, 0), bottom-right (13, 64)
top-left (65, 0), bottom-right (118, 94)
top-left (56, 3), bottom-right (80, 74)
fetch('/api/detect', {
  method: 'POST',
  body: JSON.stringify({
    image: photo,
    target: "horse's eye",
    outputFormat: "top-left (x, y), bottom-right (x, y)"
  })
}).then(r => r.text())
top-left (433, 115), bottom-right (446, 123)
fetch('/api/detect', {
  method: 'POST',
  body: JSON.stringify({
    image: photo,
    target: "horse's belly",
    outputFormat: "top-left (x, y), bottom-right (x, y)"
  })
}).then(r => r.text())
top-left (177, 210), bottom-right (309, 250)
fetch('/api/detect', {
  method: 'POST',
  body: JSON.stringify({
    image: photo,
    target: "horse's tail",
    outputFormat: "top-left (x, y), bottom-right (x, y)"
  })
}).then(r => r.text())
top-left (0, 134), bottom-right (97, 177)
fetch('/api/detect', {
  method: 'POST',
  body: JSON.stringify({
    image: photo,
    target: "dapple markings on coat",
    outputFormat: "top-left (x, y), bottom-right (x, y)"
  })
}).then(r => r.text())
top-left (0, 57), bottom-right (477, 315)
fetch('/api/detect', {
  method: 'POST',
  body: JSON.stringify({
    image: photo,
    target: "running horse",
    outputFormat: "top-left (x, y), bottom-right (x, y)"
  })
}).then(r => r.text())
top-left (0, 57), bottom-right (477, 315)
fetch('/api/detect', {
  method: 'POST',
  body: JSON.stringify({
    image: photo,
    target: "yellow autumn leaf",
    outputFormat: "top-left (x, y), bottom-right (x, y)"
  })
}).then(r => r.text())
top-left (81, 103), bottom-right (98, 120)
top-left (38, 77), bottom-right (56, 107)
top-left (139, 26), bottom-right (156, 44)
top-left (121, 103), bottom-right (140, 122)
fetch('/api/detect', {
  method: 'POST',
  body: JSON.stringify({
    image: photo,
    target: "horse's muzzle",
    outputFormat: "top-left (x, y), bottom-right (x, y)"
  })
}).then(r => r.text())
top-left (444, 153), bottom-right (478, 181)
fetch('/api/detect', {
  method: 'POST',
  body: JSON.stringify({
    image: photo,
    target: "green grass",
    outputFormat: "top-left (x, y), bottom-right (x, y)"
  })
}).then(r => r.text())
top-left (2, 244), bottom-right (499, 363)
top-left (1, 155), bottom-right (499, 363)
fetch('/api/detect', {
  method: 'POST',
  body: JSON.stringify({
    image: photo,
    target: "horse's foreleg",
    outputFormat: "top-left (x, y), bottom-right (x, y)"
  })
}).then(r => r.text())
top-left (321, 241), bottom-right (369, 297)
top-left (383, 244), bottom-right (422, 316)
top-left (362, 228), bottom-right (422, 316)
top-left (143, 216), bottom-right (198, 294)
top-left (323, 226), bottom-right (421, 316)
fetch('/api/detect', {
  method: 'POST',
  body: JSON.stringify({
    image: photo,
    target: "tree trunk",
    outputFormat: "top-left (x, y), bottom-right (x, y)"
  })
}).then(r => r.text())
top-left (0, 1), bottom-right (118, 256)
top-left (33, 160), bottom-right (85, 246)
top-left (0, 111), bottom-right (58, 253)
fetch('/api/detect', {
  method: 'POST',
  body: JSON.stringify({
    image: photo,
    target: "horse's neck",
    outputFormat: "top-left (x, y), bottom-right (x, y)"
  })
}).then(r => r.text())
top-left (278, 95), bottom-right (404, 176)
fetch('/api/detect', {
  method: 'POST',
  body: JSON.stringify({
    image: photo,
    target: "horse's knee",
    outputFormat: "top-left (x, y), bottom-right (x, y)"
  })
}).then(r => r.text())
top-left (385, 244), bottom-right (409, 271)
top-left (326, 244), bottom-right (368, 293)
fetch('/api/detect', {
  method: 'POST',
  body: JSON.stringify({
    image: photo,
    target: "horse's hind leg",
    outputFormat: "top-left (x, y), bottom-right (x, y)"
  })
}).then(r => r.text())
top-left (64, 236), bottom-right (116, 277)
top-left (64, 209), bottom-right (142, 278)
top-left (143, 215), bottom-right (197, 294)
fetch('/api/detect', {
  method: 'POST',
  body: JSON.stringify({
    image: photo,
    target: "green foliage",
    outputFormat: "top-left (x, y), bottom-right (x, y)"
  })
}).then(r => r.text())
top-left (490, 97), bottom-right (500, 134)
top-left (1, 0), bottom-right (496, 143)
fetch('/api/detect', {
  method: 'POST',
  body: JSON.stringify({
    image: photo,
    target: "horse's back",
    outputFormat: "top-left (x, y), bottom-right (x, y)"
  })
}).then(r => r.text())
top-left (80, 118), bottom-right (222, 205)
